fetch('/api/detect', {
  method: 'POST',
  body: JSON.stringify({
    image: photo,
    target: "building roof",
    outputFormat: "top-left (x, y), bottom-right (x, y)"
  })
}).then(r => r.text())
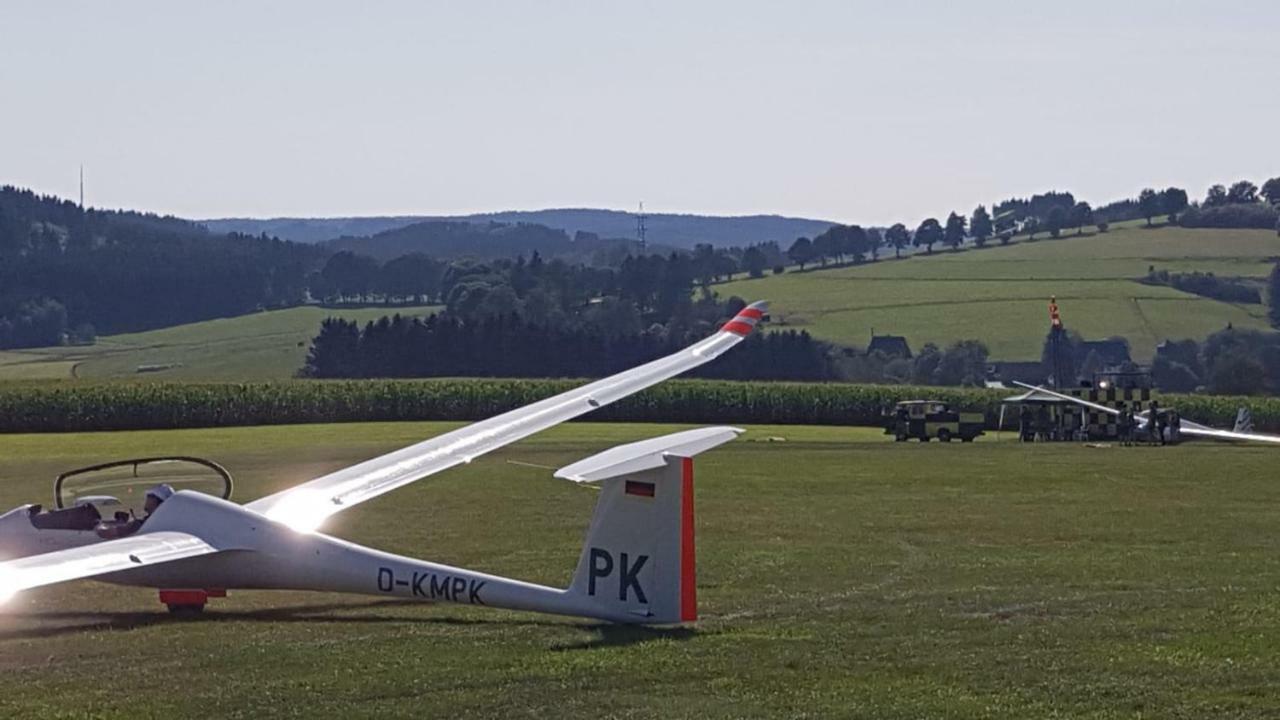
top-left (1079, 339), bottom-right (1132, 366)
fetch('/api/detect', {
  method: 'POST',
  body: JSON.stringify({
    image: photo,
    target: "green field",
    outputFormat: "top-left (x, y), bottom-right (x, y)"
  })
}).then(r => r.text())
top-left (0, 305), bottom-right (439, 383)
top-left (720, 225), bottom-right (1280, 361)
top-left (3, 421), bottom-right (1279, 718)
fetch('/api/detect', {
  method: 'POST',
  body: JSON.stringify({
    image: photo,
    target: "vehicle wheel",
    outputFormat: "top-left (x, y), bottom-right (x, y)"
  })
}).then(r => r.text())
top-left (937, 429), bottom-right (952, 443)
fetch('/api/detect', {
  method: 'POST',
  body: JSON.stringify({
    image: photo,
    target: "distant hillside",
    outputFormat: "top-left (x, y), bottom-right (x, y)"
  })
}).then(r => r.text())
top-left (717, 223), bottom-right (1280, 363)
top-left (326, 220), bottom-right (660, 264)
top-left (0, 185), bottom-right (321, 349)
top-left (203, 208), bottom-right (837, 248)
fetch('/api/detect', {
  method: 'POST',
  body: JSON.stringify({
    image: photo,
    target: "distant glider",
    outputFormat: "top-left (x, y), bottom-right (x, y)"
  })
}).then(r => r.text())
top-left (0, 302), bottom-right (769, 624)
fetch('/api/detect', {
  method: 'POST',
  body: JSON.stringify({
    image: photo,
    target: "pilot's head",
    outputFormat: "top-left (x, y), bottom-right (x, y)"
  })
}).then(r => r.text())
top-left (144, 484), bottom-right (176, 514)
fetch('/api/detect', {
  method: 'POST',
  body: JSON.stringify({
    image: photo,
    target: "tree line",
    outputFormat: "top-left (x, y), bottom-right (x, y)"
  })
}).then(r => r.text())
top-left (302, 309), bottom-right (835, 382)
top-left (779, 175), bottom-right (1279, 273)
top-left (0, 186), bottom-right (322, 348)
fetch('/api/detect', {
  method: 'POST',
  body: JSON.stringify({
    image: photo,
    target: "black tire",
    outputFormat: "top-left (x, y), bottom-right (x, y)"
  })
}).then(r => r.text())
top-left (937, 429), bottom-right (952, 443)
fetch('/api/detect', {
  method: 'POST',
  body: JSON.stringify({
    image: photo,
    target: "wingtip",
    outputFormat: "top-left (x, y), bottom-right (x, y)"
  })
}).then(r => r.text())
top-left (720, 300), bottom-right (769, 337)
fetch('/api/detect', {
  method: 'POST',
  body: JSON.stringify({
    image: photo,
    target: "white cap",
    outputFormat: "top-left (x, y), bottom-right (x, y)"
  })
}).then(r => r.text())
top-left (146, 484), bottom-right (176, 502)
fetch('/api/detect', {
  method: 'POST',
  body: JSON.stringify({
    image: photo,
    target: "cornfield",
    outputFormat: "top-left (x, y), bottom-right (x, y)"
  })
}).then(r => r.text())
top-left (0, 380), bottom-right (1276, 433)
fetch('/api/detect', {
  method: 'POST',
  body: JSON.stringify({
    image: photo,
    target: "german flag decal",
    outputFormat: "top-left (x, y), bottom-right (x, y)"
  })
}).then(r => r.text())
top-left (625, 480), bottom-right (656, 498)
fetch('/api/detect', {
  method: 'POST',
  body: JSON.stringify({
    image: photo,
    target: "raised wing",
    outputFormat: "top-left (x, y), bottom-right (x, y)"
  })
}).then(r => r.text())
top-left (1010, 382), bottom-right (1280, 444)
top-left (248, 301), bottom-right (769, 532)
top-left (0, 531), bottom-right (218, 602)
top-left (1011, 382), bottom-right (1121, 417)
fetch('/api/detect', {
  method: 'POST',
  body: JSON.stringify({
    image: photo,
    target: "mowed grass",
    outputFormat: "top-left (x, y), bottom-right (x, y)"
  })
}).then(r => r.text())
top-left (2, 421), bottom-right (1280, 718)
top-left (0, 305), bottom-right (439, 383)
top-left (721, 225), bottom-right (1280, 361)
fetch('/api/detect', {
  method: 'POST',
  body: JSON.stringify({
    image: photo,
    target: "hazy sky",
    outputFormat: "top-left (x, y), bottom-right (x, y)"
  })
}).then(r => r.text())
top-left (1, 1), bottom-right (1276, 225)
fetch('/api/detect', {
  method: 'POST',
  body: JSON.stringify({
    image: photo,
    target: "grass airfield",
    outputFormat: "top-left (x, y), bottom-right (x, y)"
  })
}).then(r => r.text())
top-left (1, 422), bottom-right (1279, 718)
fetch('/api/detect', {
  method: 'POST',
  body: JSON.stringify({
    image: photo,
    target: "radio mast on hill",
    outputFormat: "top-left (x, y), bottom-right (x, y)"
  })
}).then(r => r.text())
top-left (636, 201), bottom-right (647, 253)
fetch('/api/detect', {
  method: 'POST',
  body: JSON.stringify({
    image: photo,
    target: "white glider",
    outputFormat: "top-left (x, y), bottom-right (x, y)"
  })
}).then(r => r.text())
top-left (1011, 381), bottom-right (1280, 445)
top-left (0, 302), bottom-right (768, 623)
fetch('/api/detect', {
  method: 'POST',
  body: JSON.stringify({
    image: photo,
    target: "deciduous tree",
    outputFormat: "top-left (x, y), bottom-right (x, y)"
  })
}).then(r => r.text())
top-left (1161, 188), bottom-right (1188, 222)
top-left (787, 236), bottom-right (813, 270)
top-left (885, 223), bottom-right (910, 258)
top-left (1068, 202), bottom-right (1093, 235)
top-left (1204, 184), bottom-right (1228, 207)
top-left (1138, 188), bottom-right (1161, 226)
top-left (913, 218), bottom-right (943, 254)
top-left (1228, 180), bottom-right (1259, 204)
top-left (970, 205), bottom-right (993, 247)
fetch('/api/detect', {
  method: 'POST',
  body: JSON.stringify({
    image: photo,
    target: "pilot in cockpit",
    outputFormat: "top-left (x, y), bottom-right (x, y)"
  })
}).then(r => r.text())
top-left (95, 483), bottom-right (175, 540)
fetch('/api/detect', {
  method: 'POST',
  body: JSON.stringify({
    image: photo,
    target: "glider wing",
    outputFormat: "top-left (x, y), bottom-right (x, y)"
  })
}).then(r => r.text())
top-left (0, 531), bottom-right (218, 600)
top-left (247, 301), bottom-right (769, 531)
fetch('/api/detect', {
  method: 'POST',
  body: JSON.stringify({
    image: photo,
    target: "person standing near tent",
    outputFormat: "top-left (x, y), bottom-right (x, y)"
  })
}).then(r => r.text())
top-left (1149, 400), bottom-right (1165, 446)
top-left (1118, 407), bottom-right (1133, 446)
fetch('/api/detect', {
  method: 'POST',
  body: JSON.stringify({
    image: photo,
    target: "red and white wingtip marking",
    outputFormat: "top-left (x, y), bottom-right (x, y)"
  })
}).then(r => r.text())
top-left (720, 300), bottom-right (769, 337)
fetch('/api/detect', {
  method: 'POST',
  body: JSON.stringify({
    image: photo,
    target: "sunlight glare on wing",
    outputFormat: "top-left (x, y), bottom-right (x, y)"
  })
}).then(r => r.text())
top-left (0, 569), bottom-right (17, 605)
top-left (263, 489), bottom-right (331, 533)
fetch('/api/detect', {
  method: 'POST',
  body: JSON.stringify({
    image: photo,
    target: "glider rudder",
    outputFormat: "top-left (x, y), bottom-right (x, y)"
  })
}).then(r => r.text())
top-left (557, 427), bottom-right (741, 623)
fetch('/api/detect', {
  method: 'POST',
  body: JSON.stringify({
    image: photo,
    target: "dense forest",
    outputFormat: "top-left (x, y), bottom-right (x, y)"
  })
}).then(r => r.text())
top-left (302, 310), bottom-right (833, 381)
top-left (0, 186), bottom-right (321, 347)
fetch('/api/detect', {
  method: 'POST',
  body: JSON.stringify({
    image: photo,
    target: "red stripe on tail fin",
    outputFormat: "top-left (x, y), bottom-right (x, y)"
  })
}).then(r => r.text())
top-left (680, 456), bottom-right (697, 622)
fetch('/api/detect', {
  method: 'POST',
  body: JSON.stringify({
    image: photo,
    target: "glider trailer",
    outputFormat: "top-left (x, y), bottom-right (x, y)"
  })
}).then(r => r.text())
top-left (0, 302), bottom-right (770, 625)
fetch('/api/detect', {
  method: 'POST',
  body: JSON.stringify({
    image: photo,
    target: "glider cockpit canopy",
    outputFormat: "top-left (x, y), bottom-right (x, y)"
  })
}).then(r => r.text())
top-left (54, 456), bottom-right (234, 515)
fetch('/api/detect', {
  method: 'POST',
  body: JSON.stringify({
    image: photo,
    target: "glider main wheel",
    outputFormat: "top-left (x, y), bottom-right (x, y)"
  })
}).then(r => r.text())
top-left (961, 436), bottom-right (974, 443)
top-left (895, 432), bottom-right (908, 442)
top-left (937, 429), bottom-right (953, 443)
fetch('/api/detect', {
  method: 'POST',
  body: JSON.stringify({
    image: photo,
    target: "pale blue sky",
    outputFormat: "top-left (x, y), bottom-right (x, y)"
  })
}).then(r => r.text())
top-left (1, 1), bottom-right (1276, 225)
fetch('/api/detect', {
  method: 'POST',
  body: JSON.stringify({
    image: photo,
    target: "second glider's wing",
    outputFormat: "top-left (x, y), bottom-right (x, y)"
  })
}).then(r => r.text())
top-left (248, 301), bottom-right (769, 531)
top-left (0, 531), bottom-right (218, 600)
top-left (1176, 422), bottom-right (1280, 445)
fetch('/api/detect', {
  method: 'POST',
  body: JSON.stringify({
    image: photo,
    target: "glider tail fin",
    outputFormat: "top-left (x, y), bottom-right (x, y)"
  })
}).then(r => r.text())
top-left (1235, 407), bottom-right (1254, 434)
top-left (565, 455), bottom-right (698, 624)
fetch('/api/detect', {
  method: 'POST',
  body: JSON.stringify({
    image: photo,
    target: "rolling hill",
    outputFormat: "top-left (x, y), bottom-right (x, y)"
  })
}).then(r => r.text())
top-left (0, 305), bottom-right (439, 382)
top-left (716, 224), bottom-right (1280, 362)
top-left (203, 208), bottom-right (837, 249)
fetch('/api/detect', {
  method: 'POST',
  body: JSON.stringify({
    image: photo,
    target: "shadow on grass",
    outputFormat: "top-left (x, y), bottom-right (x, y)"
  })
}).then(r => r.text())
top-left (552, 623), bottom-right (700, 651)
top-left (0, 598), bottom-right (581, 641)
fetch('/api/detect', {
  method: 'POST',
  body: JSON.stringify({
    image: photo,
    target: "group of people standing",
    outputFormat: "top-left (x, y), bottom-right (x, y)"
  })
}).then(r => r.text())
top-left (1017, 401), bottom-right (1182, 445)
top-left (1116, 400), bottom-right (1180, 446)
